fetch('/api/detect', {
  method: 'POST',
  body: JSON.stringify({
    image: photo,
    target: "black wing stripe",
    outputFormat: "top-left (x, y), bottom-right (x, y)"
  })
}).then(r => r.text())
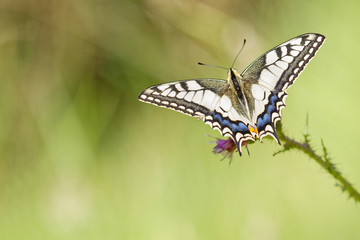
top-left (274, 34), bottom-right (325, 91)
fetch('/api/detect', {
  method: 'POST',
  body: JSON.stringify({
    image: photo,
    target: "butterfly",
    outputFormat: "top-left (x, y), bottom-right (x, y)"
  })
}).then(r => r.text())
top-left (138, 33), bottom-right (325, 156)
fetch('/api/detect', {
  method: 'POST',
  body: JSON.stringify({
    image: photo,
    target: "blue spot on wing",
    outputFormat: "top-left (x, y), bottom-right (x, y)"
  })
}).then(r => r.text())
top-left (270, 94), bottom-right (278, 104)
top-left (232, 122), bottom-right (248, 133)
top-left (213, 113), bottom-right (229, 127)
top-left (256, 113), bottom-right (270, 130)
top-left (212, 112), bottom-right (249, 135)
top-left (211, 111), bottom-right (251, 156)
top-left (266, 104), bottom-right (275, 114)
top-left (256, 92), bottom-right (282, 132)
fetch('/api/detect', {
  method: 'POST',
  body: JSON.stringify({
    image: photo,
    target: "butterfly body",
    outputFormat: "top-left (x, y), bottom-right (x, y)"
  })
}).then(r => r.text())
top-left (138, 33), bottom-right (325, 156)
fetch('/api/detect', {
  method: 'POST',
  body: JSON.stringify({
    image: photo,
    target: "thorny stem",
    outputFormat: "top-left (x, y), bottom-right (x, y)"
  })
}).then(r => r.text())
top-left (275, 122), bottom-right (360, 203)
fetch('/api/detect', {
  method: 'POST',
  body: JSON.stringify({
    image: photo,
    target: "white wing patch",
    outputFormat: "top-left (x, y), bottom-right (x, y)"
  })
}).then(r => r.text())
top-left (202, 90), bottom-right (217, 109)
top-left (290, 50), bottom-right (299, 57)
top-left (251, 85), bottom-right (271, 123)
top-left (276, 61), bottom-right (288, 69)
top-left (193, 91), bottom-right (203, 104)
top-left (291, 45), bottom-right (304, 51)
top-left (259, 69), bottom-right (278, 90)
top-left (177, 91), bottom-right (186, 99)
top-left (219, 95), bottom-right (232, 112)
top-left (157, 84), bottom-right (169, 91)
top-left (265, 50), bottom-right (278, 65)
top-left (251, 84), bottom-right (267, 101)
top-left (282, 56), bottom-right (294, 63)
top-left (186, 80), bottom-right (202, 90)
top-left (268, 64), bottom-right (283, 76)
top-left (184, 91), bottom-right (195, 101)
top-left (175, 83), bottom-right (184, 91)
top-left (228, 107), bottom-right (242, 120)
top-left (161, 88), bottom-right (171, 96)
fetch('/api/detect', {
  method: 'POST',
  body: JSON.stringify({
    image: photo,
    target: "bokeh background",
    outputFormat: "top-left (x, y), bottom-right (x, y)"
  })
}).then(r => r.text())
top-left (0, 0), bottom-right (359, 239)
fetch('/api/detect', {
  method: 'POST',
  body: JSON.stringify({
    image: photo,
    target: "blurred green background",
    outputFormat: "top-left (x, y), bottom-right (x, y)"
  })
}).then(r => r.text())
top-left (0, 0), bottom-right (359, 239)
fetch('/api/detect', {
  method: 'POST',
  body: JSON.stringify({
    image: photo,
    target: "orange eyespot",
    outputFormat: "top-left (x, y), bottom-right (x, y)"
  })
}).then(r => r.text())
top-left (248, 125), bottom-right (258, 134)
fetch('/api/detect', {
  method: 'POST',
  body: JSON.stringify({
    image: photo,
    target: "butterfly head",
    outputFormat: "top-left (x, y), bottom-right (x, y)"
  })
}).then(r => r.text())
top-left (227, 68), bottom-right (242, 88)
top-left (228, 68), bottom-right (240, 79)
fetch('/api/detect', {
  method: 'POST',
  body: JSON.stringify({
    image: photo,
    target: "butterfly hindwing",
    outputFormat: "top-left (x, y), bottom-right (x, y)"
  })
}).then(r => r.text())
top-left (204, 91), bottom-right (255, 154)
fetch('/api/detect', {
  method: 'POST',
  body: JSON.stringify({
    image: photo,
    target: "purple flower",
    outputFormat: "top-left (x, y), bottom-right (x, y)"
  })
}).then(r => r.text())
top-left (211, 137), bottom-right (240, 160)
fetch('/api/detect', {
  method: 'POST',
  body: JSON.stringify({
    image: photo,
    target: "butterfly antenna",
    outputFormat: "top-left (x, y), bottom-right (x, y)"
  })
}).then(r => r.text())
top-left (198, 62), bottom-right (228, 70)
top-left (231, 39), bottom-right (246, 68)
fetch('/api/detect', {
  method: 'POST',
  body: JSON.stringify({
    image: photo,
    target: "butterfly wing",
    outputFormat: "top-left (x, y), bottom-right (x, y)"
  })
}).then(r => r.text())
top-left (240, 33), bottom-right (325, 142)
top-left (138, 79), bottom-right (229, 118)
top-left (138, 79), bottom-right (254, 155)
top-left (203, 88), bottom-right (255, 155)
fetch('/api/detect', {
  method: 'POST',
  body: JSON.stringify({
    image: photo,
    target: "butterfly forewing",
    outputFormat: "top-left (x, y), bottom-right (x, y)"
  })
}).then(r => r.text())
top-left (242, 33), bottom-right (325, 92)
top-left (138, 79), bottom-right (229, 118)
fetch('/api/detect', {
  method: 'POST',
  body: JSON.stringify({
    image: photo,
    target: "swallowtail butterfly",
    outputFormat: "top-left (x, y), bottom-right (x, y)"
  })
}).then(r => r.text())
top-left (138, 33), bottom-right (325, 156)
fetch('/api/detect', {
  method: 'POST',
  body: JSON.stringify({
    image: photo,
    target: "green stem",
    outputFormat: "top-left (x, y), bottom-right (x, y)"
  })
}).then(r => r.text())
top-left (276, 123), bottom-right (360, 203)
